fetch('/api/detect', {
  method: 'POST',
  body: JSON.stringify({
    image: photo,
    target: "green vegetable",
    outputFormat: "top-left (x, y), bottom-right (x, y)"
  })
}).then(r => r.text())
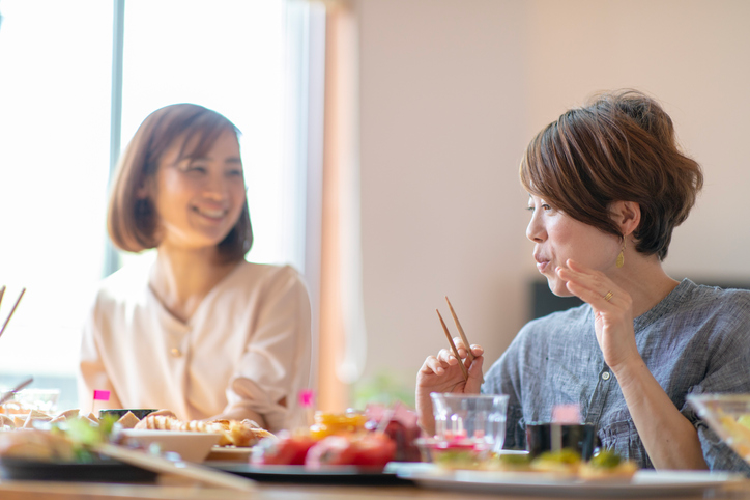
top-left (535, 448), bottom-right (581, 464)
top-left (589, 449), bottom-right (622, 469)
top-left (737, 415), bottom-right (750, 429)
top-left (51, 415), bottom-right (119, 462)
top-left (498, 453), bottom-right (532, 465)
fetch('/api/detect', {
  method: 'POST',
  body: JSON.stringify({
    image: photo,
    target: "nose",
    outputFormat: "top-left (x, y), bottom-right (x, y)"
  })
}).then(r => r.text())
top-left (526, 211), bottom-right (546, 243)
top-left (203, 171), bottom-right (229, 200)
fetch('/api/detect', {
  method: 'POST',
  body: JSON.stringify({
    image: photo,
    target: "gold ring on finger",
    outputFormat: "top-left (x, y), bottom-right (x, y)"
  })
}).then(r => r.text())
top-left (603, 290), bottom-right (614, 302)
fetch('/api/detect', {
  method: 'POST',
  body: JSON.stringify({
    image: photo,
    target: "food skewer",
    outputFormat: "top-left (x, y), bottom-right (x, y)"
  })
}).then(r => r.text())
top-left (436, 309), bottom-right (469, 381)
top-left (93, 443), bottom-right (257, 492)
top-left (445, 296), bottom-right (474, 362)
top-left (0, 287), bottom-right (26, 339)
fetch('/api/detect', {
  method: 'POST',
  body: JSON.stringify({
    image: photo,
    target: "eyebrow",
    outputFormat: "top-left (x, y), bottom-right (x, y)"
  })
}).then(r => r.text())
top-left (180, 156), bottom-right (242, 164)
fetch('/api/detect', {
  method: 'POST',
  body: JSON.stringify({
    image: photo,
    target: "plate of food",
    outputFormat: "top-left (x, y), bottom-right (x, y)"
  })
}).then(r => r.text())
top-left (204, 446), bottom-right (254, 462)
top-left (0, 425), bottom-right (157, 483)
top-left (0, 456), bottom-right (157, 483)
top-left (208, 462), bottom-right (414, 485)
top-left (397, 468), bottom-right (745, 497)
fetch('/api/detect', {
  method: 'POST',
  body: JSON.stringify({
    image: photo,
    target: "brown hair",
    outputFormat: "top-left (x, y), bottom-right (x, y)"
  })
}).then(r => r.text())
top-left (108, 103), bottom-right (253, 262)
top-left (520, 89), bottom-right (702, 260)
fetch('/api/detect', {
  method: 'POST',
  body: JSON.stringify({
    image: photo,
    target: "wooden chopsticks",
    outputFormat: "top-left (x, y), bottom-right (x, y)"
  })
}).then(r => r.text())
top-left (436, 309), bottom-right (468, 380)
top-left (445, 296), bottom-right (474, 362)
top-left (0, 286), bottom-right (25, 340)
top-left (436, 296), bottom-right (475, 381)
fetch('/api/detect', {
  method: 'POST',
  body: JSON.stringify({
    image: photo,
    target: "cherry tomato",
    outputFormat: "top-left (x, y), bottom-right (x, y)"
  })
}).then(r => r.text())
top-left (251, 434), bottom-right (316, 466)
top-left (305, 436), bottom-right (358, 468)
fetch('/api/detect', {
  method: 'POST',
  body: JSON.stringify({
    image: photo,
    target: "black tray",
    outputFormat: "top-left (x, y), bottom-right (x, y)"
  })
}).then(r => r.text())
top-left (0, 457), bottom-right (158, 483)
top-left (208, 462), bottom-right (414, 485)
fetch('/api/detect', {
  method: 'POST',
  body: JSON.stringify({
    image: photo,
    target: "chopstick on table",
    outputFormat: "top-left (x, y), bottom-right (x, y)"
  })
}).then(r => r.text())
top-left (0, 285), bottom-right (5, 309)
top-left (436, 309), bottom-right (469, 381)
top-left (93, 443), bottom-right (257, 492)
top-left (445, 296), bottom-right (474, 362)
top-left (0, 376), bottom-right (33, 406)
top-left (0, 287), bottom-right (26, 339)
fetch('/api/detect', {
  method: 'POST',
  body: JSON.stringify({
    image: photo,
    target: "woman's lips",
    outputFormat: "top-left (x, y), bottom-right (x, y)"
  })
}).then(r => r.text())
top-left (536, 260), bottom-right (549, 273)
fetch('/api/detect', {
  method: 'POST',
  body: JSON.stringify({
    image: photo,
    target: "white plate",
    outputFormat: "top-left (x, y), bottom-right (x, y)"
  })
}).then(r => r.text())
top-left (119, 429), bottom-right (222, 462)
top-left (397, 468), bottom-right (746, 497)
top-left (205, 446), bottom-right (254, 462)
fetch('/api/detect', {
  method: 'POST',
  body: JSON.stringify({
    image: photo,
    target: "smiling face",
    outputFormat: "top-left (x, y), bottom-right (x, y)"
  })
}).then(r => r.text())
top-left (149, 129), bottom-right (246, 254)
top-left (526, 195), bottom-right (622, 297)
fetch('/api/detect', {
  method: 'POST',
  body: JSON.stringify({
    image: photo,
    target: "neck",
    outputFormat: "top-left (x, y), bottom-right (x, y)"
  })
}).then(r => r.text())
top-left (611, 254), bottom-right (679, 317)
top-left (150, 246), bottom-right (238, 322)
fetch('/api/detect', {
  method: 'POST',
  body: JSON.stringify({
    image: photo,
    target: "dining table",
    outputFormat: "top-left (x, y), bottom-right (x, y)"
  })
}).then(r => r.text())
top-left (2, 466), bottom-right (750, 500)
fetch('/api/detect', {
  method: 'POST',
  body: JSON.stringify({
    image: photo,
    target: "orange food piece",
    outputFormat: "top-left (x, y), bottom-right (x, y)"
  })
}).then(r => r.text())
top-left (309, 411), bottom-right (368, 440)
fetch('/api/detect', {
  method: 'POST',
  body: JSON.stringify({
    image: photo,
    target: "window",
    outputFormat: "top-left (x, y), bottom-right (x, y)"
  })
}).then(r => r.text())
top-left (0, 0), bottom-right (320, 410)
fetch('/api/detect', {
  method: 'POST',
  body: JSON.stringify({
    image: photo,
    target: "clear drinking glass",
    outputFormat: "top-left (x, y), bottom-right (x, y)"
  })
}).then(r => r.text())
top-left (431, 393), bottom-right (509, 452)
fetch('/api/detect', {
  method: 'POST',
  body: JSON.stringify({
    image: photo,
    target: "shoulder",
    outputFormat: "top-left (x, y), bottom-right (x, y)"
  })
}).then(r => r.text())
top-left (665, 280), bottom-right (750, 329)
top-left (229, 261), bottom-right (310, 307)
top-left (90, 259), bottom-right (152, 309)
top-left (680, 280), bottom-right (750, 310)
top-left (514, 303), bottom-right (592, 342)
top-left (233, 261), bottom-right (307, 290)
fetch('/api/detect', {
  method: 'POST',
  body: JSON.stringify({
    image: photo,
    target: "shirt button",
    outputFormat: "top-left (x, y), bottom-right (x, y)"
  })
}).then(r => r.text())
top-left (170, 348), bottom-right (182, 358)
top-left (602, 371), bottom-right (611, 381)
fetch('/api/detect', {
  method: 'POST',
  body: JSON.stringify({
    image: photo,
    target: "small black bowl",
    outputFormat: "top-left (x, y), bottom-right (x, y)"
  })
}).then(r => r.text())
top-left (99, 409), bottom-right (159, 420)
top-left (525, 422), bottom-right (599, 460)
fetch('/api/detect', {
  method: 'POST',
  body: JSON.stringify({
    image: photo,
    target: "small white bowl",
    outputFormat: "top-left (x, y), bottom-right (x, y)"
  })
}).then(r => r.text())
top-left (119, 429), bottom-right (222, 462)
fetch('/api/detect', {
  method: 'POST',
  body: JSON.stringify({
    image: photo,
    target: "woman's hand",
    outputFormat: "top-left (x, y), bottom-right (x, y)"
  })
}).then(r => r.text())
top-left (415, 339), bottom-right (484, 436)
top-left (555, 259), bottom-right (639, 371)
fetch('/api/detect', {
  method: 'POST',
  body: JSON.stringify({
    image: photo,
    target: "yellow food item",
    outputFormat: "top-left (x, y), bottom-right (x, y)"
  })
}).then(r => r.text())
top-left (530, 448), bottom-right (582, 475)
top-left (309, 411), bottom-right (367, 440)
top-left (578, 449), bottom-right (638, 480)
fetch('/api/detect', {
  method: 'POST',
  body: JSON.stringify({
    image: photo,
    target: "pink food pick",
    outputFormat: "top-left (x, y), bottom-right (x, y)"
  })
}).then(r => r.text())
top-left (93, 390), bottom-right (111, 401)
top-left (551, 404), bottom-right (581, 423)
top-left (298, 389), bottom-right (314, 408)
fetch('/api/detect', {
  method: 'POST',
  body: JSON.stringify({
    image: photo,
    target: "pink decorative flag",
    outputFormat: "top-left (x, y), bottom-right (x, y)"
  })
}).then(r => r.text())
top-left (93, 390), bottom-right (111, 401)
top-left (298, 389), bottom-right (314, 408)
top-left (551, 404), bottom-right (582, 423)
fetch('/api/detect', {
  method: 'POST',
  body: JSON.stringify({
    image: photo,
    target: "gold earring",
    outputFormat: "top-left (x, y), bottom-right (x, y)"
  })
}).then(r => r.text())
top-left (616, 240), bottom-right (626, 269)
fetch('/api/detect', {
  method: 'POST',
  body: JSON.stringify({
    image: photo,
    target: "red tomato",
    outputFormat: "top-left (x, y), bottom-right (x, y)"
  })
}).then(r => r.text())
top-left (251, 435), bottom-right (316, 466)
top-left (352, 434), bottom-right (397, 468)
top-left (305, 436), bottom-right (358, 469)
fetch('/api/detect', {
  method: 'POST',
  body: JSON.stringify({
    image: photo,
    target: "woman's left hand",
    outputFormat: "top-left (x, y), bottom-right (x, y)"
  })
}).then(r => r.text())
top-left (555, 259), bottom-right (639, 371)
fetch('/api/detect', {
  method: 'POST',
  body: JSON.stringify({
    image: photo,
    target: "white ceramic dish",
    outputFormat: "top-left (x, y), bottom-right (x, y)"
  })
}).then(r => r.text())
top-left (204, 446), bottom-right (254, 462)
top-left (396, 469), bottom-right (745, 497)
top-left (119, 429), bottom-right (222, 463)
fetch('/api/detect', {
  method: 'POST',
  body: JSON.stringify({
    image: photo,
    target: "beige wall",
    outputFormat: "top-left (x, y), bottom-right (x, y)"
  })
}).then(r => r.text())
top-left (354, 0), bottom-right (750, 395)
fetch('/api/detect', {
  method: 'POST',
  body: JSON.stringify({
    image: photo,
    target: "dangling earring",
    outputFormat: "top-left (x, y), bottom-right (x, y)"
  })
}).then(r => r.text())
top-left (616, 239), bottom-right (626, 269)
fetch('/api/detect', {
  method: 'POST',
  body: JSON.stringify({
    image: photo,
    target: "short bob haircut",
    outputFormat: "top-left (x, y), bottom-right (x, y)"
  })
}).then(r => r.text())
top-left (520, 89), bottom-right (702, 260)
top-left (108, 103), bottom-right (253, 263)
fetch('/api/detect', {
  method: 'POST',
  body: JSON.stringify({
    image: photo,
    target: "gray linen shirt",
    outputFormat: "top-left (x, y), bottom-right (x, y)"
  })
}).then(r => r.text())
top-left (483, 279), bottom-right (750, 472)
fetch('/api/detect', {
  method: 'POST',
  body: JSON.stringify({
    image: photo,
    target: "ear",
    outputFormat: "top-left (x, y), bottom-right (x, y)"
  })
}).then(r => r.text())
top-left (610, 200), bottom-right (640, 238)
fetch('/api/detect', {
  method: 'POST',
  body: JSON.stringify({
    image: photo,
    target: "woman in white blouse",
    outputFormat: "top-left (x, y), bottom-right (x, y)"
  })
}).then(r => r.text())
top-left (78, 104), bottom-right (311, 433)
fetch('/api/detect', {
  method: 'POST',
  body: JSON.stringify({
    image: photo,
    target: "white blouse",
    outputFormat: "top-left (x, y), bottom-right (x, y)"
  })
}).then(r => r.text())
top-left (78, 258), bottom-right (312, 433)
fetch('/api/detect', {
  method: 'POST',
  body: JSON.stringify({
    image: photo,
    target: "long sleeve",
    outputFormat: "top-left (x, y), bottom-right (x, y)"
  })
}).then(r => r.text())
top-left (223, 266), bottom-right (312, 433)
top-left (78, 297), bottom-right (123, 413)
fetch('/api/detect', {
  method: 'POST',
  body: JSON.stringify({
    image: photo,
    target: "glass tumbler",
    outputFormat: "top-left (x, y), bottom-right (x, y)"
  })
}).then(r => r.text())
top-left (431, 393), bottom-right (509, 452)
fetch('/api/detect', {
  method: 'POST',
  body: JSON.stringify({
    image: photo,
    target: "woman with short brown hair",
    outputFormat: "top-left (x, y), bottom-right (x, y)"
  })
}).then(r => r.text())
top-left (417, 90), bottom-right (750, 471)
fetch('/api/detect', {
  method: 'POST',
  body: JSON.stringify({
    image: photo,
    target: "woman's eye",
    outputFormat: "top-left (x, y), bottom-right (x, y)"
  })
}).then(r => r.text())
top-left (542, 204), bottom-right (552, 212)
top-left (525, 206), bottom-right (535, 213)
top-left (227, 169), bottom-right (243, 177)
top-left (181, 163), bottom-right (206, 174)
